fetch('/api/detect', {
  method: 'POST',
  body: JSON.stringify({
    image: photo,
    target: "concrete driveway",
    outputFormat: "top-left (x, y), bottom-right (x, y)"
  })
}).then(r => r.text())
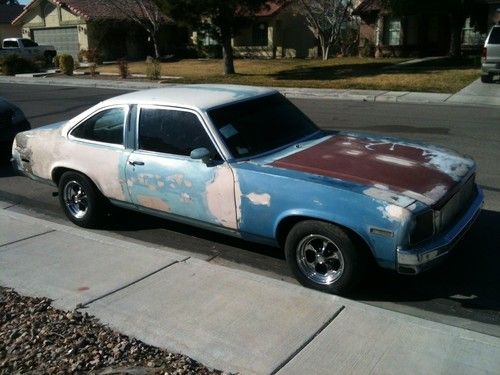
top-left (447, 78), bottom-right (500, 107)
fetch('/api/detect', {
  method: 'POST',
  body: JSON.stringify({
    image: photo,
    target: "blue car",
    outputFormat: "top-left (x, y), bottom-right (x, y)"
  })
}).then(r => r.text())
top-left (11, 85), bottom-right (483, 294)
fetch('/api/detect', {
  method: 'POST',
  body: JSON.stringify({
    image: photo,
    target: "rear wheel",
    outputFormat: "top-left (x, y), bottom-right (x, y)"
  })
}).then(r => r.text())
top-left (58, 171), bottom-right (106, 228)
top-left (285, 220), bottom-right (367, 295)
top-left (481, 74), bottom-right (493, 83)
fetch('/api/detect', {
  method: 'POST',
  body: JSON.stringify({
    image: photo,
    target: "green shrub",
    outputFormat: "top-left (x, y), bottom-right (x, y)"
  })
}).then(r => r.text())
top-left (145, 57), bottom-right (161, 80)
top-left (59, 54), bottom-right (74, 75)
top-left (0, 54), bottom-right (37, 76)
top-left (53, 54), bottom-right (62, 68)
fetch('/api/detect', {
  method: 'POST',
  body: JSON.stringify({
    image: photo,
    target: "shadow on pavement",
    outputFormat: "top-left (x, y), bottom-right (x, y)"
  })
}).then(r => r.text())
top-left (353, 209), bottom-right (500, 321)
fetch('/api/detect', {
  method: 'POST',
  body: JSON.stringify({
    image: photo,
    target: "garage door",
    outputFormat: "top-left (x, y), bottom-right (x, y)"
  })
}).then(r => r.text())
top-left (33, 27), bottom-right (79, 58)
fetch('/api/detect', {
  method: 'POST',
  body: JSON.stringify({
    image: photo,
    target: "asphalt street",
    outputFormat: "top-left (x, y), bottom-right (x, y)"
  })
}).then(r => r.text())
top-left (1, 83), bottom-right (499, 337)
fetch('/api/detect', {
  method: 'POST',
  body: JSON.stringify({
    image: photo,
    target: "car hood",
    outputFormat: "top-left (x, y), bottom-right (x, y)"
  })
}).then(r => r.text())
top-left (270, 132), bottom-right (475, 206)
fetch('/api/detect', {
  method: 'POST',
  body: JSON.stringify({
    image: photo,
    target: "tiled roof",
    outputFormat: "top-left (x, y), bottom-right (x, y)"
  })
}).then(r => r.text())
top-left (0, 4), bottom-right (24, 24)
top-left (255, 1), bottom-right (288, 17)
top-left (12, 0), bottom-right (171, 25)
top-left (352, 0), bottom-right (382, 16)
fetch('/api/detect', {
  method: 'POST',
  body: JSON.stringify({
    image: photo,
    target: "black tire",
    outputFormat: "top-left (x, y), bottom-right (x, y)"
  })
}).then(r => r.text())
top-left (481, 75), bottom-right (493, 83)
top-left (58, 171), bottom-right (106, 228)
top-left (285, 220), bottom-right (367, 295)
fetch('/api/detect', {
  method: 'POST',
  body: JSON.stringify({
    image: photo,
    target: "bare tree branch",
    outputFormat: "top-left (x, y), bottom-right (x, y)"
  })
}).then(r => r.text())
top-left (106, 0), bottom-right (167, 58)
top-left (295, 0), bottom-right (354, 60)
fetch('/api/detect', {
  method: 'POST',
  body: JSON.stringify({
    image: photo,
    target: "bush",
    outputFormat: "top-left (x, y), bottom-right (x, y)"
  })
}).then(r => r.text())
top-left (117, 58), bottom-right (129, 79)
top-left (197, 44), bottom-right (222, 59)
top-left (59, 54), bottom-right (74, 75)
top-left (78, 49), bottom-right (100, 76)
top-left (0, 54), bottom-right (37, 76)
top-left (53, 54), bottom-right (60, 68)
top-left (145, 57), bottom-right (161, 80)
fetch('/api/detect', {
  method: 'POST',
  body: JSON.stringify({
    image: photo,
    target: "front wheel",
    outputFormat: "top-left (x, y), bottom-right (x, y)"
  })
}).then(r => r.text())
top-left (285, 221), bottom-right (367, 295)
top-left (58, 171), bottom-right (106, 228)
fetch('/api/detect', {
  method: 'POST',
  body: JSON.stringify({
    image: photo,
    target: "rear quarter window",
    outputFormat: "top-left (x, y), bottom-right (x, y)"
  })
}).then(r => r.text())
top-left (70, 107), bottom-right (125, 145)
top-left (488, 27), bottom-right (500, 44)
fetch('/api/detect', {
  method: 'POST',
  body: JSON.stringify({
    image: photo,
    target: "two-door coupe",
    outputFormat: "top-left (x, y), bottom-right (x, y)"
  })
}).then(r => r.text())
top-left (11, 85), bottom-right (483, 294)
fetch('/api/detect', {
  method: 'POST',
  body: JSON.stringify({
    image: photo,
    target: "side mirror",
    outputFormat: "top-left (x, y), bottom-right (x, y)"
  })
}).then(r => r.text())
top-left (190, 147), bottom-right (211, 164)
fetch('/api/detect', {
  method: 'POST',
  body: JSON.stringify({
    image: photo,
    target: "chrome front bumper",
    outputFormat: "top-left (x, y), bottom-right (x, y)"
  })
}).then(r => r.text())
top-left (396, 187), bottom-right (484, 275)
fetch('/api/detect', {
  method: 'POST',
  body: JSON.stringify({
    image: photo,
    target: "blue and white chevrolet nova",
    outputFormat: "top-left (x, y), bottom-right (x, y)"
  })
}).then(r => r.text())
top-left (12, 85), bottom-right (483, 294)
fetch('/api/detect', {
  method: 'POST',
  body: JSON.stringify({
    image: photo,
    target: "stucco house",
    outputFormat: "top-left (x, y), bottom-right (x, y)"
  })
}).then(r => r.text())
top-left (0, 3), bottom-right (23, 40)
top-left (354, 0), bottom-right (499, 58)
top-left (231, 2), bottom-right (317, 59)
top-left (11, 0), bottom-right (176, 60)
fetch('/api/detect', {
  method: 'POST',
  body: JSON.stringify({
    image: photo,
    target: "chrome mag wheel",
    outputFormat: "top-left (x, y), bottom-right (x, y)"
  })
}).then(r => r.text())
top-left (63, 180), bottom-right (88, 219)
top-left (296, 234), bottom-right (345, 285)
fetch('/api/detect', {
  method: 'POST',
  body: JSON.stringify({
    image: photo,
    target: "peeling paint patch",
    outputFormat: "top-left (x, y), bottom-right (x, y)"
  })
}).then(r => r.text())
top-left (422, 150), bottom-right (473, 182)
top-left (376, 155), bottom-right (415, 167)
top-left (246, 192), bottom-right (271, 207)
top-left (180, 193), bottom-right (192, 203)
top-left (378, 204), bottom-right (411, 223)
top-left (137, 195), bottom-right (172, 212)
top-left (364, 187), bottom-right (415, 207)
top-left (345, 150), bottom-right (364, 156)
top-left (425, 185), bottom-right (448, 202)
top-left (205, 165), bottom-right (238, 229)
top-left (168, 174), bottom-right (184, 185)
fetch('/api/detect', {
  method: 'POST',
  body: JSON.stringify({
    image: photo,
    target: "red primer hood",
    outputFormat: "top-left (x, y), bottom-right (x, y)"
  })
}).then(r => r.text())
top-left (270, 134), bottom-right (474, 205)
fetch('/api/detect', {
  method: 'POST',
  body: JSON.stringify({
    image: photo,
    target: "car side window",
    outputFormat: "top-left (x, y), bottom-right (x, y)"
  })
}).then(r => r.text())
top-left (71, 107), bottom-right (125, 145)
top-left (138, 108), bottom-right (220, 159)
top-left (3, 40), bottom-right (18, 48)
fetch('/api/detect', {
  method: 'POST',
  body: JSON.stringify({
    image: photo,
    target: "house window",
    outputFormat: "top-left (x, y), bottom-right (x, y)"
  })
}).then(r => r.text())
top-left (252, 22), bottom-right (268, 47)
top-left (462, 18), bottom-right (486, 46)
top-left (199, 32), bottom-right (218, 46)
top-left (384, 17), bottom-right (401, 46)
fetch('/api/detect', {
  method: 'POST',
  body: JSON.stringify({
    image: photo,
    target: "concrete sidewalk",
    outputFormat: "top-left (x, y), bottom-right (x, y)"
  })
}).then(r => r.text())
top-left (2, 75), bottom-right (500, 108)
top-left (1, 205), bottom-right (500, 374)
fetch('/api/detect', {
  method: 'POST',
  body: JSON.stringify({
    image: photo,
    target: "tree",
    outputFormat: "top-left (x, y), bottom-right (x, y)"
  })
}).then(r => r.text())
top-left (0, 0), bottom-right (20, 4)
top-left (383, 0), bottom-right (488, 57)
top-left (294, 0), bottom-right (354, 60)
top-left (107, 0), bottom-right (166, 59)
top-left (159, 0), bottom-right (272, 75)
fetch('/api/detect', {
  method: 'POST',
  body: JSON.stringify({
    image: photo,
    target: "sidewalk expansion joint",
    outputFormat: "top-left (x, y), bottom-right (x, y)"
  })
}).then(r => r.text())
top-left (76, 256), bottom-right (191, 309)
top-left (0, 229), bottom-right (56, 249)
top-left (2, 203), bottom-right (18, 210)
top-left (270, 305), bottom-right (345, 375)
top-left (206, 253), bottom-right (220, 262)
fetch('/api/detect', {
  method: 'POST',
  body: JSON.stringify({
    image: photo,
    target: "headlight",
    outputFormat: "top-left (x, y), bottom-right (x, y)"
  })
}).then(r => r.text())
top-left (409, 210), bottom-right (435, 245)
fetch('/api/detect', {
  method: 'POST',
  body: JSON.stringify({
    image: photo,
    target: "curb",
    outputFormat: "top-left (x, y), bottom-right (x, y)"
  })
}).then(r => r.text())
top-left (2, 76), bottom-right (499, 108)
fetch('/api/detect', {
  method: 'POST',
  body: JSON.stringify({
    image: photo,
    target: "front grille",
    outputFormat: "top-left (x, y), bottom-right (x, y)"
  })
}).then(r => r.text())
top-left (437, 175), bottom-right (476, 233)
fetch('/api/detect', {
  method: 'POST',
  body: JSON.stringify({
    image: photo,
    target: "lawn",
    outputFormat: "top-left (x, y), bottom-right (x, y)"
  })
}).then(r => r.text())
top-left (89, 57), bottom-right (481, 94)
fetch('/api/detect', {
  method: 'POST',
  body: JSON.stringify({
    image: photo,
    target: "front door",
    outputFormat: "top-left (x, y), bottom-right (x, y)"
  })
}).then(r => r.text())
top-left (125, 106), bottom-right (238, 230)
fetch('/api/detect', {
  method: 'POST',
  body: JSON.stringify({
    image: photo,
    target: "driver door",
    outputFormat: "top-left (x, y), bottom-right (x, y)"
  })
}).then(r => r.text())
top-left (125, 106), bottom-right (238, 230)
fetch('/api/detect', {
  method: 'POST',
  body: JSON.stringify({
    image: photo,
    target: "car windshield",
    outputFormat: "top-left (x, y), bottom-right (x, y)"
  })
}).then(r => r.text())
top-left (207, 93), bottom-right (319, 159)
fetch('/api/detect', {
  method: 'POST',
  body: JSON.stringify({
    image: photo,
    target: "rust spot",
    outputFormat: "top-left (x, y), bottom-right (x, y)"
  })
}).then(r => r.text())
top-left (77, 287), bottom-right (90, 292)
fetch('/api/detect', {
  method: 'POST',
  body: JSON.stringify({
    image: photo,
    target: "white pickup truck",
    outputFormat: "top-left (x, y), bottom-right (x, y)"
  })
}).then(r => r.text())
top-left (0, 38), bottom-right (57, 61)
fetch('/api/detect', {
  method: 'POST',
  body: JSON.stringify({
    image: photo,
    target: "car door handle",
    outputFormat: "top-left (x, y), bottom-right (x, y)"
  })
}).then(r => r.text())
top-left (128, 160), bottom-right (145, 166)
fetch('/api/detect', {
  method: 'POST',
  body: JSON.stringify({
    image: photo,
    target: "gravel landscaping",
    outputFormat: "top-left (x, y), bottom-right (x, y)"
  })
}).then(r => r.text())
top-left (0, 287), bottom-right (227, 374)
